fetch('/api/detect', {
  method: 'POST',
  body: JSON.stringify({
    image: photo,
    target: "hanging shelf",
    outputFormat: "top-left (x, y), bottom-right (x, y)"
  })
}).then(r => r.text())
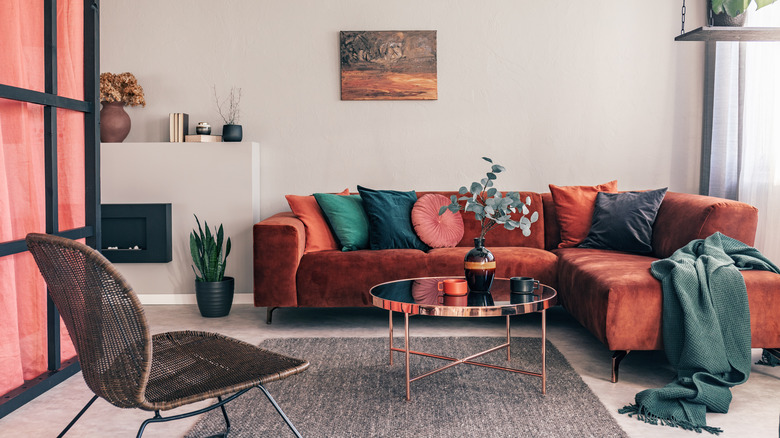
top-left (676, 26), bottom-right (780, 41)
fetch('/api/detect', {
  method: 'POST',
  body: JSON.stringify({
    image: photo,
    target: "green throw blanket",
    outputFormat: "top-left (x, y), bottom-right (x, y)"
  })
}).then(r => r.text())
top-left (619, 232), bottom-right (780, 434)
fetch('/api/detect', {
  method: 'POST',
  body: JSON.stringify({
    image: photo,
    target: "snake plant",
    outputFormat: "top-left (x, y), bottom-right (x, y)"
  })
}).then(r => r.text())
top-left (190, 215), bottom-right (231, 282)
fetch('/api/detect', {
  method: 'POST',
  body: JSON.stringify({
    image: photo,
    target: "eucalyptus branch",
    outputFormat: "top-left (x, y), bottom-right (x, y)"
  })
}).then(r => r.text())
top-left (440, 156), bottom-right (539, 241)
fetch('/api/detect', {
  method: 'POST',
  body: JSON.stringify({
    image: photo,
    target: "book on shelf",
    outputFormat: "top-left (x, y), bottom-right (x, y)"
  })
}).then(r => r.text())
top-left (185, 135), bottom-right (222, 142)
top-left (169, 113), bottom-right (175, 142)
top-left (169, 112), bottom-right (189, 142)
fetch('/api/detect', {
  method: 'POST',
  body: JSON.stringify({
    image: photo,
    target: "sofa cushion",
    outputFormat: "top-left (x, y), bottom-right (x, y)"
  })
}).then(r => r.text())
top-left (286, 188), bottom-right (349, 253)
top-left (314, 193), bottom-right (370, 251)
top-left (296, 249), bottom-right (430, 307)
top-left (555, 247), bottom-right (780, 351)
top-left (411, 194), bottom-right (464, 248)
top-left (426, 246), bottom-right (558, 289)
top-left (554, 247), bottom-right (662, 351)
top-left (549, 181), bottom-right (618, 248)
top-left (580, 188), bottom-right (667, 254)
top-left (358, 186), bottom-right (428, 251)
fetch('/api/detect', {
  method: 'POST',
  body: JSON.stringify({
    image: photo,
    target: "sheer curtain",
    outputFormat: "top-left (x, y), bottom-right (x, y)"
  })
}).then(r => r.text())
top-left (739, 5), bottom-right (780, 263)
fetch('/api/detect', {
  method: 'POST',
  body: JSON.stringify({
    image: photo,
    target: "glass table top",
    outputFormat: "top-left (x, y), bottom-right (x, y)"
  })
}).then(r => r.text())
top-left (370, 277), bottom-right (557, 317)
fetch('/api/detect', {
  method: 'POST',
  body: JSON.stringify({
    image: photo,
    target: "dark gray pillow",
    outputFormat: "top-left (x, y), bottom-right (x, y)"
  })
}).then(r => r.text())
top-left (579, 188), bottom-right (668, 254)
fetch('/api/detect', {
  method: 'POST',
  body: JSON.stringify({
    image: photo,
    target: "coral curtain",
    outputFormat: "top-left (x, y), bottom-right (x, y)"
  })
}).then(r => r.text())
top-left (0, 0), bottom-right (81, 397)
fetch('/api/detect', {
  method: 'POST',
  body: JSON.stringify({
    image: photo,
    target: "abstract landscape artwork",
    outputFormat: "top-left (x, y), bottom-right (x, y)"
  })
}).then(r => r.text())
top-left (340, 31), bottom-right (437, 101)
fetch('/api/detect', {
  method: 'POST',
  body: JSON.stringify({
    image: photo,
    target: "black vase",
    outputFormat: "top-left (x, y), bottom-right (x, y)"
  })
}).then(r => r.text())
top-left (222, 124), bottom-right (243, 142)
top-left (464, 238), bottom-right (495, 293)
top-left (195, 276), bottom-right (234, 317)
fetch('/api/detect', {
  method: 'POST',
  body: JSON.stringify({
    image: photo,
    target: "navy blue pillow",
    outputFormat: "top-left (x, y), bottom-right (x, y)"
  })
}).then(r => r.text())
top-left (357, 186), bottom-right (429, 251)
top-left (579, 188), bottom-right (668, 254)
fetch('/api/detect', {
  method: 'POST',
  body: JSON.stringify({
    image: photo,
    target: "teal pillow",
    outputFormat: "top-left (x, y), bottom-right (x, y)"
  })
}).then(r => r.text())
top-left (357, 186), bottom-right (429, 251)
top-left (313, 193), bottom-right (369, 251)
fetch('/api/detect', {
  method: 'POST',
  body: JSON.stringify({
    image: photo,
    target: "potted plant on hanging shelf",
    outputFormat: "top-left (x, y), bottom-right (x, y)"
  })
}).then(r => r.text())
top-left (710, 0), bottom-right (778, 26)
top-left (99, 72), bottom-right (146, 143)
top-left (214, 86), bottom-right (242, 142)
top-left (190, 215), bottom-right (233, 317)
top-left (440, 157), bottom-right (539, 294)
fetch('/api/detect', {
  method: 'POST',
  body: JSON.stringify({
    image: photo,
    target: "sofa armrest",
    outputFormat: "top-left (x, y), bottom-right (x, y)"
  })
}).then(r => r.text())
top-left (253, 212), bottom-right (305, 307)
top-left (652, 192), bottom-right (758, 259)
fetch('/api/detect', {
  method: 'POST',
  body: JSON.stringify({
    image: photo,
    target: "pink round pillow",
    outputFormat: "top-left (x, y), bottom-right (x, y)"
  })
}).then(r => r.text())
top-left (411, 194), bottom-right (464, 248)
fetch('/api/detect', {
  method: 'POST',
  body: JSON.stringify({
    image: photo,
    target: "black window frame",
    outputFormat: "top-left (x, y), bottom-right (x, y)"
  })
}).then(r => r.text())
top-left (0, 0), bottom-right (100, 418)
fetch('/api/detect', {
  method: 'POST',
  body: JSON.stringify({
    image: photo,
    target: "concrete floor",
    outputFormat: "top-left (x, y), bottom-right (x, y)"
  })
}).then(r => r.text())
top-left (0, 304), bottom-right (778, 437)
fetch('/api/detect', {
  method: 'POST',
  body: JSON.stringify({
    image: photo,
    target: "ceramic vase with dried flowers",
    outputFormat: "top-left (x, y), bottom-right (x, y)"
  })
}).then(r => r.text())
top-left (214, 86), bottom-right (242, 142)
top-left (99, 72), bottom-right (146, 142)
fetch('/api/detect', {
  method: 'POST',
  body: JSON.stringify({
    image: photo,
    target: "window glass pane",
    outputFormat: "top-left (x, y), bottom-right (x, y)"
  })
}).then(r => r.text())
top-left (57, 108), bottom-right (85, 230)
top-left (0, 98), bottom-right (45, 242)
top-left (0, 0), bottom-right (45, 93)
top-left (57, 0), bottom-right (84, 100)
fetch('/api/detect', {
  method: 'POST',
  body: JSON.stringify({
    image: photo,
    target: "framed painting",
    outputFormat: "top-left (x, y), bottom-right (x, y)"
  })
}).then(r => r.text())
top-left (340, 30), bottom-right (437, 101)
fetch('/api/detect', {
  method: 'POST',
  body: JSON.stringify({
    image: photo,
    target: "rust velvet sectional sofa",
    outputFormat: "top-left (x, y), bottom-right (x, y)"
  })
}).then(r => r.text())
top-left (253, 190), bottom-right (780, 380)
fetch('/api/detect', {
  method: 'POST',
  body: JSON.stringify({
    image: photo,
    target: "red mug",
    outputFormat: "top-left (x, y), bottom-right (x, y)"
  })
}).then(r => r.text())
top-left (437, 279), bottom-right (468, 296)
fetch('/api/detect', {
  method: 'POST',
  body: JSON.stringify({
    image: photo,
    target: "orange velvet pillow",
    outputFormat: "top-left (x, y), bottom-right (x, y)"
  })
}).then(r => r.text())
top-left (286, 188), bottom-right (349, 253)
top-left (548, 181), bottom-right (618, 248)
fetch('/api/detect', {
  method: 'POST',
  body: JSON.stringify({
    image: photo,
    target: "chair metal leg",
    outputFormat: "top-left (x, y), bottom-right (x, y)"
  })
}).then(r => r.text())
top-left (266, 306), bottom-right (279, 324)
top-left (136, 411), bottom-right (161, 438)
top-left (57, 394), bottom-right (98, 438)
top-left (218, 395), bottom-right (231, 433)
top-left (612, 350), bottom-right (630, 383)
top-left (257, 383), bottom-right (303, 438)
top-left (135, 387), bottom-right (252, 437)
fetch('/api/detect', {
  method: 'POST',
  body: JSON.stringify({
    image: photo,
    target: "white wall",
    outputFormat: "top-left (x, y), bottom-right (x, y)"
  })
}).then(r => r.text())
top-left (100, 1), bottom-right (707, 292)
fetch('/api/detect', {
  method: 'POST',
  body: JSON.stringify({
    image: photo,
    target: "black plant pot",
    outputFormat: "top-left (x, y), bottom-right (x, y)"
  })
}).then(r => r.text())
top-left (195, 276), bottom-right (234, 317)
top-left (222, 124), bottom-right (243, 142)
top-left (709, 1), bottom-right (746, 27)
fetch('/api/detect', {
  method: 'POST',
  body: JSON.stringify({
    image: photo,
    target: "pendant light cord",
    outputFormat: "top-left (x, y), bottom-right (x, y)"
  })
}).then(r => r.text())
top-left (681, 0), bottom-right (687, 35)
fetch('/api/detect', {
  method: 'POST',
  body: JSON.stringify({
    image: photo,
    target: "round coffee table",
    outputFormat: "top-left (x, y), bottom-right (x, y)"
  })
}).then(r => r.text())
top-left (370, 277), bottom-right (557, 401)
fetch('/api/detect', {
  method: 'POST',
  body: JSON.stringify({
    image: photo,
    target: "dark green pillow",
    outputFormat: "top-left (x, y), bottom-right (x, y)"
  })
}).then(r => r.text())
top-left (357, 186), bottom-right (429, 251)
top-left (313, 193), bottom-right (369, 251)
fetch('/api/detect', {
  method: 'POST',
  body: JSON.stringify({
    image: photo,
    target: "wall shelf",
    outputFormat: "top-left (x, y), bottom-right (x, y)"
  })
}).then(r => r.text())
top-left (676, 26), bottom-right (780, 42)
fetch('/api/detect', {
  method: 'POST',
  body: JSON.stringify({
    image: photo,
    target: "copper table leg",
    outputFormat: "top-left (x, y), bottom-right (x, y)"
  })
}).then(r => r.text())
top-left (506, 315), bottom-right (511, 362)
top-left (389, 310), bottom-right (393, 366)
top-left (405, 312), bottom-right (411, 401)
top-left (541, 308), bottom-right (547, 395)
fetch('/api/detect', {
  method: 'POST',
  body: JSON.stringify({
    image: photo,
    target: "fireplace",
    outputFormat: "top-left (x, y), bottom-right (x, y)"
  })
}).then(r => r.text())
top-left (101, 203), bottom-right (172, 263)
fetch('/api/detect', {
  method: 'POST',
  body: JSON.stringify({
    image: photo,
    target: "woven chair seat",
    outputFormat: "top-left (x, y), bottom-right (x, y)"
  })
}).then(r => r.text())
top-left (142, 331), bottom-right (308, 411)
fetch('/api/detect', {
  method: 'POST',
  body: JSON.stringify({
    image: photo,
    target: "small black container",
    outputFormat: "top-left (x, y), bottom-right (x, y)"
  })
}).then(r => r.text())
top-left (196, 122), bottom-right (211, 135)
top-left (222, 124), bottom-right (243, 142)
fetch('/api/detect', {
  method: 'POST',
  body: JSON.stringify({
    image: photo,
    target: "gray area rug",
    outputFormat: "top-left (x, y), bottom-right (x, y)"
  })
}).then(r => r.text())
top-left (186, 337), bottom-right (627, 438)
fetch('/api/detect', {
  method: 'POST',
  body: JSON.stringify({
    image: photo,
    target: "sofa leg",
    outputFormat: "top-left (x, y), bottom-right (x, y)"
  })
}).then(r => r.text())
top-left (611, 350), bottom-right (629, 383)
top-left (266, 307), bottom-right (279, 324)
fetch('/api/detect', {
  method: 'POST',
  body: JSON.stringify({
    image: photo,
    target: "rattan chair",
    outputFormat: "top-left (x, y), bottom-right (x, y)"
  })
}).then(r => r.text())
top-left (26, 233), bottom-right (309, 438)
